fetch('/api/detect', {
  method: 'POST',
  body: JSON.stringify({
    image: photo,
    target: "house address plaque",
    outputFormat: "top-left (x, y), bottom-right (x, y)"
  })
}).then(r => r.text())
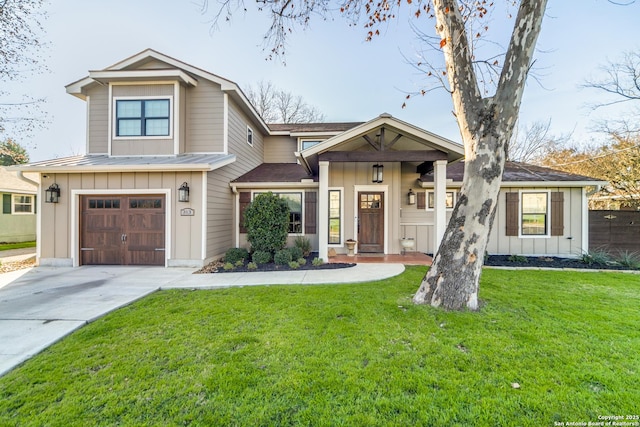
top-left (180, 208), bottom-right (195, 216)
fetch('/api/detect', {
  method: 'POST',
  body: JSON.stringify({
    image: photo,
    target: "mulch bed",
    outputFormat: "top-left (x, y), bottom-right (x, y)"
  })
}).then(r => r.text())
top-left (196, 254), bottom-right (355, 274)
top-left (485, 255), bottom-right (637, 271)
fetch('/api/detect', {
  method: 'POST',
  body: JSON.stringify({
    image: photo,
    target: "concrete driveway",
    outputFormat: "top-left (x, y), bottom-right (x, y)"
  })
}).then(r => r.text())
top-left (0, 266), bottom-right (194, 376)
top-left (0, 262), bottom-right (404, 377)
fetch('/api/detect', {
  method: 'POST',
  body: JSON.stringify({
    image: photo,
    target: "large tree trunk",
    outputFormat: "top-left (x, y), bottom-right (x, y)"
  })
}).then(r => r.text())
top-left (413, 0), bottom-right (548, 310)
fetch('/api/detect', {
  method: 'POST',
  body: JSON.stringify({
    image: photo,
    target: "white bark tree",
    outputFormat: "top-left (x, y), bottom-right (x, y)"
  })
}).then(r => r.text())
top-left (412, 0), bottom-right (547, 310)
top-left (202, 0), bottom-right (549, 310)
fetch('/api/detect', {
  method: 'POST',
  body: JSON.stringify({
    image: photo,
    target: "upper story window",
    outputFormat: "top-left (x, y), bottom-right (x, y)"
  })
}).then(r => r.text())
top-left (247, 126), bottom-right (254, 146)
top-left (115, 99), bottom-right (170, 137)
top-left (299, 139), bottom-right (324, 151)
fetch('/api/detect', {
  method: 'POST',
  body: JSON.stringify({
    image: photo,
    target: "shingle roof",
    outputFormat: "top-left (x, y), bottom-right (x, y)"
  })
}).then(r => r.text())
top-left (420, 161), bottom-right (604, 183)
top-left (0, 167), bottom-right (38, 193)
top-left (268, 122), bottom-right (364, 133)
top-left (232, 163), bottom-right (317, 183)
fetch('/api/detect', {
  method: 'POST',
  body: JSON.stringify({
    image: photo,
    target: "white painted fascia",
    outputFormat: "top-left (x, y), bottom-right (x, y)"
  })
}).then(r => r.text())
top-left (230, 182), bottom-right (319, 189)
top-left (419, 181), bottom-right (606, 188)
top-left (89, 70), bottom-right (198, 86)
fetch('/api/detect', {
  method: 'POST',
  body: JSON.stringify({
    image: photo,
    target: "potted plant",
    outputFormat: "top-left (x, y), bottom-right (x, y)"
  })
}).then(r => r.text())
top-left (345, 239), bottom-right (357, 256)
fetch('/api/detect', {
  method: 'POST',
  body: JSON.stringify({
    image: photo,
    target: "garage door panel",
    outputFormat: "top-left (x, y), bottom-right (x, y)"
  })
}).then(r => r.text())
top-left (81, 195), bottom-right (165, 266)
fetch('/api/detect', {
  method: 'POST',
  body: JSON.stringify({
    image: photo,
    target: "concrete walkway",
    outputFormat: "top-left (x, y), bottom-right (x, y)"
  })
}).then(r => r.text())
top-left (0, 263), bottom-right (404, 377)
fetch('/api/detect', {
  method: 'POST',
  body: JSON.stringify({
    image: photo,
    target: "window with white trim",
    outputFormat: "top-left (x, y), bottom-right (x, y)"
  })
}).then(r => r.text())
top-left (247, 126), bottom-right (254, 146)
top-left (328, 189), bottom-right (341, 244)
top-left (521, 192), bottom-right (549, 236)
top-left (426, 191), bottom-right (456, 210)
top-left (299, 139), bottom-right (323, 151)
top-left (115, 99), bottom-right (170, 137)
top-left (254, 192), bottom-right (302, 234)
top-left (12, 194), bottom-right (34, 214)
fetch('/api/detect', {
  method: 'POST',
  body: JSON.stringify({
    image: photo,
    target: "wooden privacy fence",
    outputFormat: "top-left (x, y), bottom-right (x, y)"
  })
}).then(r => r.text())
top-left (589, 210), bottom-right (640, 253)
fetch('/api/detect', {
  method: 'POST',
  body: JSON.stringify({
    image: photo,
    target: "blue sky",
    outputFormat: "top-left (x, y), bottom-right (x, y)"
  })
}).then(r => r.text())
top-left (8, 0), bottom-right (640, 161)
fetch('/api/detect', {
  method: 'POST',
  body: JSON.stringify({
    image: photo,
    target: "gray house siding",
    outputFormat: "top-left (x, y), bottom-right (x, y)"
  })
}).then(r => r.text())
top-left (185, 80), bottom-right (225, 153)
top-left (264, 136), bottom-right (297, 163)
top-left (86, 85), bottom-right (109, 154)
top-left (205, 97), bottom-right (266, 259)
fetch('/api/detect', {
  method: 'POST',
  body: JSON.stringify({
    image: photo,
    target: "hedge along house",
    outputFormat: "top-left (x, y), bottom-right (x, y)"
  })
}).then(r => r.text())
top-left (18, 49), bottom-right (605, 267)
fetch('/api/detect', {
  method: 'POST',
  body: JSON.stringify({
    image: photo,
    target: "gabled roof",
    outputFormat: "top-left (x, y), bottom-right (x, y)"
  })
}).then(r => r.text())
top-left (65, 48), bottom-right (270, 134)
top-left (419, 161), bottom-right (608, 187)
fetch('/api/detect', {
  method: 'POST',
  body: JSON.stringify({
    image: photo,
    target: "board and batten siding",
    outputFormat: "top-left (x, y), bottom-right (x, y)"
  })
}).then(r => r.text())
top-left (86, 84), bottom-right (109, 154)
top-left (263, 136), bottom-right (297, 163)
top-left (38, 171), bottom-right (205, 267)
top-left (204, 97), bottom-right (265, 259)
top-left (400, 184), bottom-right (584, 256)
top-left (111, 84), bottom-right (175, 156)
top-left (185, 79), bottom-right (225, 153)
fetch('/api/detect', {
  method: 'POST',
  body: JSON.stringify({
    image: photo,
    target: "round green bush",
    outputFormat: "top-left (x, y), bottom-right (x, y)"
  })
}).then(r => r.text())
top-left (224, 247), bottom-right (249, 264)
top-left (252, 250), bottom-right (272, 265)
top-left (274, 249), bottom-right (292, 265)
top-left (244, 192), bottom-right (290, 254)
top-left (288, 246), bottom-right (303, 261)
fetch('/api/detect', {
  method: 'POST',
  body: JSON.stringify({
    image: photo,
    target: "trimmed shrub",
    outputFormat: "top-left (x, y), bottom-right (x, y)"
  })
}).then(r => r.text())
top-left (225, 247), bottom-right (249, 264)
top-left (247, 262), bottom-right (258, 270)
top-left (244, 192), bottom-right (290, 254)
top-left (274, 249), bottom-right (292, 265)
top-left (288, 261), bottom-right (300, 269)
top-left (288, 246), bottom-right (304, 262)
top-left (235, 260), bottom-right (244, 267)
top-left (297, 257), bottom-right (307, 266)
top-left (223, 262), bottom-right (235, 271)
top-left (294, 236), bottom-right (312, 257)
top-left (312, 257), bottom-right (324, 266)
top-left (252, 250), bottom-right (272, 265)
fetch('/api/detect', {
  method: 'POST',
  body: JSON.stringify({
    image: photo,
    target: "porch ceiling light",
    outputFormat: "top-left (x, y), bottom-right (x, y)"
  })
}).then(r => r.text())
top-left (45, 183), bottom-right (60, 203)
top-left (178, 182), bottom-right (190, 202)
top-left (372, 164), bottom-right (384, 183)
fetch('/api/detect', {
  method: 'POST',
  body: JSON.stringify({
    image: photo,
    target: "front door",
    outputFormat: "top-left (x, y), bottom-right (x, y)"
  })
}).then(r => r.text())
top-left (80, 195), bottom-right (165, 266)
top-left (358, 192), bottom-right (384, 253)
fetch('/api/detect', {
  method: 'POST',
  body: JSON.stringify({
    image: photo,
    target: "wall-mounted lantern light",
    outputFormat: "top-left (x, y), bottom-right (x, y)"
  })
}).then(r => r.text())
top-left (45, 183), bottom-right (60, 203)
top-left (408, 188), bottom-right (416, 205)
top-left (178, 182), bottom-right (190, 202)
top-left (372, 164), bottom-right (384, 183)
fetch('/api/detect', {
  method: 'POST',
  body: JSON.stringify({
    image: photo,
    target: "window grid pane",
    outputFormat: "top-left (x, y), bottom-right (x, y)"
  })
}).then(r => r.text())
top-left (116, 99), bottom-right (170, 137)
top-left (328, 190), bottom-right (341, 244)
top-left (521, 193), bottom-right (548, 235)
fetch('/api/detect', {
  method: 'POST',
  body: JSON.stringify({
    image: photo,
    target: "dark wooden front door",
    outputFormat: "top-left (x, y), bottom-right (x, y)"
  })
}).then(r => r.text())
top-left (80, 195), bottom-right (165, 266)
top-left (358, 192), bottom-right (384, 253)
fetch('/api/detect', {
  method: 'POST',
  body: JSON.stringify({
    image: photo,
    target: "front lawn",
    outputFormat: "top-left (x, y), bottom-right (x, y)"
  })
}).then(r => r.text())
top-left (0, 241), bottom-right (35, 252)
top-left (1, 267), bottom-right (638, 426)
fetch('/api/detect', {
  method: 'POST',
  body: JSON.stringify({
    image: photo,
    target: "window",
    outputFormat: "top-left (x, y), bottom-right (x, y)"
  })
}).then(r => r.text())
top-left (521, 192), bottom-right (548, 236)
top-left (247, 126), bottom-right (254, 146)
top-left (88, 199), bottom-right (121, 209)
top-left (328, 189), bottom-right (341, 244)
top-left (254, 192), bottom-right (302, 234)
top-left (300, 139), bottom-right (323, 151)
top-left (427, 191), bottom-right (456, 209)
top-left (115, 99), bottom-right (170, 137)
top-left (12, 195), bottom-right (34, 214)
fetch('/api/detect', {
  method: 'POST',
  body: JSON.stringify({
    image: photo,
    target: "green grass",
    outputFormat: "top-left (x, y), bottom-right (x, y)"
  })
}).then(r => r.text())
top-left (1, 267), bottom-right (639, 426)
top-left (0, 241), bottom-right (35, 252)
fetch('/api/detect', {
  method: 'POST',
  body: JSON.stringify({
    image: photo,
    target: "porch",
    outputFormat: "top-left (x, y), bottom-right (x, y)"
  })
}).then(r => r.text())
top-left (329, 252), bottom-right (433, 266)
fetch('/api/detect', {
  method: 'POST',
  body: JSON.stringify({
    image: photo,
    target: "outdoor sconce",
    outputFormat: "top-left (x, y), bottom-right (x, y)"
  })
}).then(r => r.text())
top-left (408, 188), bottom-right (416, 205)
top-left (372, 164), bottom-right (384, 183)
top-left (45, 183), bottom-right (60, 203)
top-left (178, 182), bottom-right (190, 202)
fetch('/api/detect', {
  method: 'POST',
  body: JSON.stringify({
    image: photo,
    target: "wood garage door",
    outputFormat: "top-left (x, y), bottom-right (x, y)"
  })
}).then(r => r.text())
top-left (80, 195), bottom-right (165, 266)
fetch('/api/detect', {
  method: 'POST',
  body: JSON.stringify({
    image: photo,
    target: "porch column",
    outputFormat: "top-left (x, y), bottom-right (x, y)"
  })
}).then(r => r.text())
top-left (318, 161), bottom-right (330, 261)
top-left (433, 160), bottom-right (447, 254)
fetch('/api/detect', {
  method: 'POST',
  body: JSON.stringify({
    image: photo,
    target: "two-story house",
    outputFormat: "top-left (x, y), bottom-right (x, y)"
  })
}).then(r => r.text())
top-left (20, 49), bottom-right (605, 267)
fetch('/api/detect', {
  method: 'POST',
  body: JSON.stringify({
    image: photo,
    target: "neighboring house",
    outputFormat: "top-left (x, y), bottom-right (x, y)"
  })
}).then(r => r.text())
top-left (0, 167), bottom-right (38, 243)
top-left (17, 49), bottom-right (606, 267)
